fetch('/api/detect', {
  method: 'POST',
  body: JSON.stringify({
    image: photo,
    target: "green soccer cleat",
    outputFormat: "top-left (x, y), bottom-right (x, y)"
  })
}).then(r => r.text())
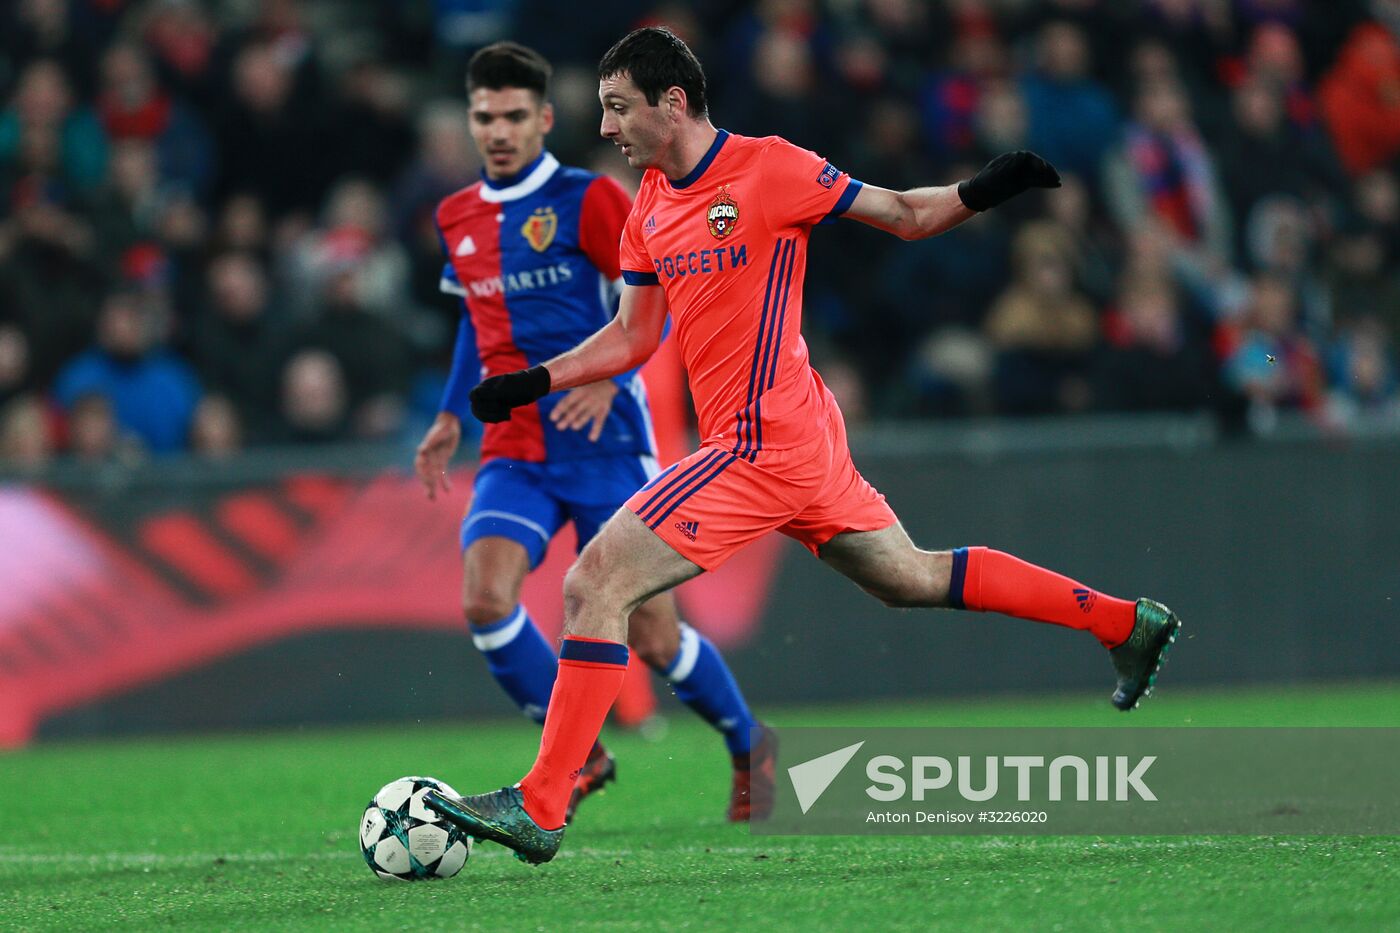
top-left (1109, 598), bottom-right (1182, 711)
top-left (423, 785), bottom-right (563, 865)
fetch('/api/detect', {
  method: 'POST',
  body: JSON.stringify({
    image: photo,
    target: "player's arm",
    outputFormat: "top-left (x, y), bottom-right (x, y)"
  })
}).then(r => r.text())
top-left (844, 151), bottom-right (1061, 241)
top-left (468, 282), bottom-right (668, 423)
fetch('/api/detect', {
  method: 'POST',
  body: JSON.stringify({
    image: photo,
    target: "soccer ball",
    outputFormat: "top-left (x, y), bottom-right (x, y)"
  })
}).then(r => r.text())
top-left (359, 776), bottom-right (472, 881)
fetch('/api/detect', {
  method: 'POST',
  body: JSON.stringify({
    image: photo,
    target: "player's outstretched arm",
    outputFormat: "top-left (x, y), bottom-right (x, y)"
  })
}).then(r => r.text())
top-left (845, 150), bottom-right (1061, 241)
top-left (469, 282), bottom-right (668, 423)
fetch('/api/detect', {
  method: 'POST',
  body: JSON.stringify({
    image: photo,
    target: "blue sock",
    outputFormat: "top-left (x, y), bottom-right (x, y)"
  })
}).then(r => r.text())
top-left (470, 605), bottom-right (556, 724)
top-left (665, 622), bottom-right (757, 757)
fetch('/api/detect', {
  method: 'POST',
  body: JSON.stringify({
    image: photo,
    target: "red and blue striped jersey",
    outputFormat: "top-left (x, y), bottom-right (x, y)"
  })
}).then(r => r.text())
top-left (437, 151), bottom-right (657, 464)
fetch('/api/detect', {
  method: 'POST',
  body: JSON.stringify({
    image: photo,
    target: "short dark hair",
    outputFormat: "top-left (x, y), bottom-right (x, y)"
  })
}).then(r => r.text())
top-left (598, 26), bottom-right (707, 118)
top-left (467, 41), bottom-right (551, 98)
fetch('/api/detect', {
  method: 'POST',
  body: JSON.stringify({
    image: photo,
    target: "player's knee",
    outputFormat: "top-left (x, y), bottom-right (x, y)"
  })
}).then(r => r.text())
top-left (462, 589), bottom-right (517, 628)
top-left (626, 629), bottom-right (672, 669)
top-left (626, 616), bottom-right (678, 669)
top-left (561, 559), bottom-right (607, 620)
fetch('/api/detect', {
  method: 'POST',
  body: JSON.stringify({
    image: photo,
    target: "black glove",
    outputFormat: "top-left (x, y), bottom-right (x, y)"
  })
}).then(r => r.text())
top-left (957, 151), bottom-right (1061, 212)
top-left (470, 365), bottom-right (551, 423)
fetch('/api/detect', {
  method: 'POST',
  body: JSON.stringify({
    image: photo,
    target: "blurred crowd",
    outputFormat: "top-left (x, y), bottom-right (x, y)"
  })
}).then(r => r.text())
top-left (2, 0), bottom-right (1399, 467)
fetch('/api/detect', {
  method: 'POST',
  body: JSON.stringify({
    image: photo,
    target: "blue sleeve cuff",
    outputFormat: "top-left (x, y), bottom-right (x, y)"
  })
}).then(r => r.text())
top-left (439, 308), bottom-right (479, 419)
top-left (820, 179), bottom-right (864, 225)
top-left (622, 269), bottom-right (660, 286)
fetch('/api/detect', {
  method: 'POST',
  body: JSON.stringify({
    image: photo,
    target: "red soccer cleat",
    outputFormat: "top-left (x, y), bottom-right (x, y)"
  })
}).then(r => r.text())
top-left (728, 724), bottom-right (777, 822)
top-left (564, 742), bottom-right (617, 825)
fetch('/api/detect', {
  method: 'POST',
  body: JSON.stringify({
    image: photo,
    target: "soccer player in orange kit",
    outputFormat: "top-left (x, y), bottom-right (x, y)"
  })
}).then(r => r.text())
top-left (426, 26), bottom-right (1182, 864)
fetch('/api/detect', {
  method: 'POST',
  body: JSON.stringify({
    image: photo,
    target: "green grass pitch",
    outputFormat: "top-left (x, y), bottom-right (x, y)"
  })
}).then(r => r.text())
top-left (3, 683), bottom-right (1398, 931)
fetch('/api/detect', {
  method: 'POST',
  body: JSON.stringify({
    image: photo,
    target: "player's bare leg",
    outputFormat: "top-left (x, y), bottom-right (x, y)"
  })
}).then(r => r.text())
top-left (462, 536), bottom-right (529, 625)
top-left (815, 522), bottom-right (953, 607)
top-left (561, 509), bottom-right (704, 641)
top-left (427, 511), bottom-right (702, 862)
top-left (623, 592), bottom-right (681, 667)
top-left (817, 522), bottom-right (1181, 710)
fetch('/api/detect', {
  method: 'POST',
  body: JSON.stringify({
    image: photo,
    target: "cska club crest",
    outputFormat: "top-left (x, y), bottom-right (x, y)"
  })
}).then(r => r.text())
top-left (521, 206), bottom-right (558, 252)
top-left (707, 185), bottom-right (739, 239)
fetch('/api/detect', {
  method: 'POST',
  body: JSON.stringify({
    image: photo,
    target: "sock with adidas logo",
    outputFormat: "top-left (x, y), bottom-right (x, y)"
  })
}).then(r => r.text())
top-left (518, 636), bottom-right (629, 830)
top-left (949, 546), bottom-right (1136, 648)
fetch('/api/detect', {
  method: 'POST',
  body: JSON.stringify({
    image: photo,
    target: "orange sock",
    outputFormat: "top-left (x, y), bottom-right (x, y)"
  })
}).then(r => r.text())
top-left (518, 637), bottom-right (628, 830)
top-left (952, 546), bottom-right (1136, 648)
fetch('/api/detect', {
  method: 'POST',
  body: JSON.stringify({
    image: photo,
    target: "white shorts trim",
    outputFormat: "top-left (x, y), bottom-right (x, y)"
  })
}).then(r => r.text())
top-left (463, 510), bottom-right (552, 546)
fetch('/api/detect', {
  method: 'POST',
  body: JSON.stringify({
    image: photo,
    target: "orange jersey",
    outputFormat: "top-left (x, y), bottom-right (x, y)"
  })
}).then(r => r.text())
top-left (619, 131), bottom-right (862, 457)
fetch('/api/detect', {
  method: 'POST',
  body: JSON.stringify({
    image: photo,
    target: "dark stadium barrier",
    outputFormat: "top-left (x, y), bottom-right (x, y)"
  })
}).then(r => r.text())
top-left (3, 419), bottom-right (1397, 744)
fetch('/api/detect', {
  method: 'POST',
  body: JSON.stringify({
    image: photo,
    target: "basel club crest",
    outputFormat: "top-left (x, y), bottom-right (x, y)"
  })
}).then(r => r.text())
top-left (707, 186), bottom-right (739, 239)
top-left (521, 206), bottom-right (557, 252)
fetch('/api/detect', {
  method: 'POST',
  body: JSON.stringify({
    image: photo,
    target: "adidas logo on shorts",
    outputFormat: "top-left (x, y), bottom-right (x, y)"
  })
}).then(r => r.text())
top-left (674, 520), bottom-right (699, 541)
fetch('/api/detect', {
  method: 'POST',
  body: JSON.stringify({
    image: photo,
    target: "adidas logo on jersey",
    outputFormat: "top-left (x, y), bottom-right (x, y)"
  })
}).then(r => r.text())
top-left (674, 520), bottom-right (699, 541)
top-left (643, 214), bottom-right (657, 235)
top-left (456, 236), bottom-right (477, 256)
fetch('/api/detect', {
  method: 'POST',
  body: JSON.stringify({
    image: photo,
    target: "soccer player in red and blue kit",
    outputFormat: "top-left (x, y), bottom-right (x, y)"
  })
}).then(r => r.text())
top-left (412, 42), bottom-right (771, 824)
top-left (426, 28), bottom-right (1183, 863)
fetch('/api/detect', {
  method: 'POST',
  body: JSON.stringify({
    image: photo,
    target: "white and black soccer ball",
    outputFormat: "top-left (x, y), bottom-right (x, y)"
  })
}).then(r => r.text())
top-left (359, 776), bottom-right (472, 881)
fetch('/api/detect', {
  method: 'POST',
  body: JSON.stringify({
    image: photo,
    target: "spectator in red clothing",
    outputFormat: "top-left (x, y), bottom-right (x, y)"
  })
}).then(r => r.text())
top-left (95, 41), bottom-right (213, 195)
top-left (1319, 11), bottom-right (1400, 177)
top-left (139, 0), bottom-right (220, 105)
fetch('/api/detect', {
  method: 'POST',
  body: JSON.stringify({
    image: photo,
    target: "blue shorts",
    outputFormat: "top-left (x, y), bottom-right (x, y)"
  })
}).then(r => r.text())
top-left (461, 454), bottom-right (660, 568)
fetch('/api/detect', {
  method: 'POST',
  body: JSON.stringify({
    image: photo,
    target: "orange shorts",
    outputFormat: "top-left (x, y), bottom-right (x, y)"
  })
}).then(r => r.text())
top-left (625, 403), bottom-right (896, 570)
